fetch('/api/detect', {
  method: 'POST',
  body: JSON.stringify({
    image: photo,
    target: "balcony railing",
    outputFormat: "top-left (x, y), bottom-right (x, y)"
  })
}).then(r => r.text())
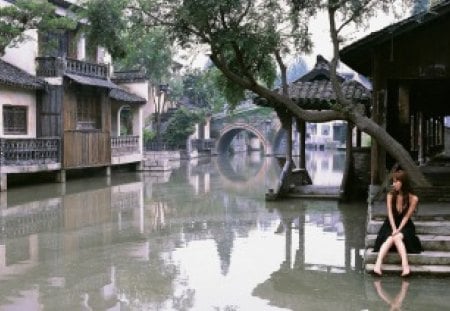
top-left (0, 138), bottom-right (60, 166)
top-left (36, 57), bottom-right (108, 79)
top-left (111, 135), bottom-right (140, 156)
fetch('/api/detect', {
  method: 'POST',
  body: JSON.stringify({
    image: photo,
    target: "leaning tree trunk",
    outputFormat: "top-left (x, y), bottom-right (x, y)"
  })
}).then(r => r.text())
top-left (348, 111), bottom-right (431, 186)
top-left (327, 6), bottom-right (431, 187)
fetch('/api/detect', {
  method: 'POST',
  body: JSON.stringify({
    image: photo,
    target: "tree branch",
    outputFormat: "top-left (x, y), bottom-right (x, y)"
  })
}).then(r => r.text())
top-left (210, 52), bottom-right (345, 123)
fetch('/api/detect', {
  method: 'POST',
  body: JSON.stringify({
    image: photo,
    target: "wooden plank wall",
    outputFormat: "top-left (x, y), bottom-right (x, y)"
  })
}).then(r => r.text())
top-left (63, 84), bottom-right (111, 168)
top-left (63, 130), bottom-right (111, 168)
top-left (37, 85), bottom-right (63, 137)
top-left (376, 17), bottom-right (450, 80)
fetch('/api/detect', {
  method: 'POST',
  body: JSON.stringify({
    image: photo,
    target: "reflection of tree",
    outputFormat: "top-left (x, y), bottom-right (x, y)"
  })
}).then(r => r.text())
top-left (115, 251), bottom-right (179, 309)
top-left (253, 200), bottom-right (368, 309)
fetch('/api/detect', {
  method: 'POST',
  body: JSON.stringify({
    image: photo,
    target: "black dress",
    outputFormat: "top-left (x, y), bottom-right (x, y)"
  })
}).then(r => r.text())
top-left (373, 201), bottom-right (422, 253)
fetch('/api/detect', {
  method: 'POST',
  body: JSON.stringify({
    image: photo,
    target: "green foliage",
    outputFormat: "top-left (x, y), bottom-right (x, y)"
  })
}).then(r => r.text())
top-left (143, 128), bottom-right (156, 143)
top-left (162, 108), bottom-right (202, 147)
top-left (0, 0), bottom-right (76, 55)
top-left (182, 68), bottom-right (228, 112)
top-left (115, 27), bottom-right (173, 83)
top-left (80, 0), bottom-right (128, 58)
top-left (83, 0), bottom-right (173, 82)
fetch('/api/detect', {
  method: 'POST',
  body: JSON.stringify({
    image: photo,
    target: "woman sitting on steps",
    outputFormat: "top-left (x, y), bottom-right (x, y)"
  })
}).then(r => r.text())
top-left (373, 169), bottom-right (422, 277)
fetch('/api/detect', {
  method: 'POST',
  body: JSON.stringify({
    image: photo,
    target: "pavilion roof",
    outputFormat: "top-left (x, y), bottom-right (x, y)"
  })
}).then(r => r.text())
top-left (254, 55), bottom-right (371, 111)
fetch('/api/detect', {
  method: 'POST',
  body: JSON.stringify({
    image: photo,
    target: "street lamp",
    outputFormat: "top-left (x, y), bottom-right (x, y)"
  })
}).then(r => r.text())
top-left (155, 83), bottom-right (169, 148)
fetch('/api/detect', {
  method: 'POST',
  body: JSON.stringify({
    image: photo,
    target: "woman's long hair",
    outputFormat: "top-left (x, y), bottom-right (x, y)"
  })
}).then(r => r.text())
top-left (389, 170), bottom-right (414, 212)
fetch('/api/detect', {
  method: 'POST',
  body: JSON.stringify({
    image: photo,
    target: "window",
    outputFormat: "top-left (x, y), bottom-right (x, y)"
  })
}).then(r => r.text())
top-left (321, 124), bottom-right (330, 136)
top-left (76, 89), bottom-right (101, 130)
top-left (3, 106), bottom-right (27, 135)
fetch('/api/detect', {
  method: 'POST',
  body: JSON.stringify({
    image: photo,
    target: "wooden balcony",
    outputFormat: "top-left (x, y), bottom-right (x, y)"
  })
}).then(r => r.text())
top-left (36, 57), bottom-right (108, 79)
top-left (0, 137), bottom-right (61, 166)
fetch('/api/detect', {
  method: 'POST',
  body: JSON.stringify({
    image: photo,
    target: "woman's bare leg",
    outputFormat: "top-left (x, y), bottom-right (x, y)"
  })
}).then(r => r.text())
top-left (374, 236), bottom-right (394, 275)
top-left (393, 234), bottom-right (410, 276)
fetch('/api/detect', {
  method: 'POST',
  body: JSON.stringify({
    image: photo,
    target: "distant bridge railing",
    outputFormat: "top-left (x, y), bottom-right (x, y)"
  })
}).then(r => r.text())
top-left (144, 141), bottom-right (179, 151)
top-left (190, 139), bottom-right (215, 151)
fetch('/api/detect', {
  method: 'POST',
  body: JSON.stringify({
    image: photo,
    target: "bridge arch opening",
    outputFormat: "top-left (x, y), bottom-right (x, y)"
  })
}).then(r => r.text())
top-left (216, 123), bottom-right (272, 155)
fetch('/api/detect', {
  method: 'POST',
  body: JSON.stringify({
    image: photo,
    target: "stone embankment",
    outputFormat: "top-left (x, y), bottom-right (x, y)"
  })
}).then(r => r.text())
top-left (364, 186), bottom-right (450, 275)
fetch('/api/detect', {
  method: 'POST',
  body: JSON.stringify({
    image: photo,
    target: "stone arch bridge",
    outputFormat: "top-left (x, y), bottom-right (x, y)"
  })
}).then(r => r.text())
top-left (210, 106), bottom-right (285, 156)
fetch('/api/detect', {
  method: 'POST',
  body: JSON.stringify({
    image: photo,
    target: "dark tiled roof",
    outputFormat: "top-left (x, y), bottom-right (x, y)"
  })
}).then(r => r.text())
top-left (65, 73), bottom-right (146, 103)
top-left (112, 70), bottom-right (147, 83)
top-left (288, 80), bottom-right (371, 109)
top-left (255, 55), bottom-right (371, 110)
top-left (0, 59), bottom-right (45, 89)
top-left (295, 55), bottom-right (345, 83)
top-left (340, 0), bottom-right (450, 62)
top-left (109, 88), bottom-right (146, 104)
top-left (65, 73), bottom-right (119, 89)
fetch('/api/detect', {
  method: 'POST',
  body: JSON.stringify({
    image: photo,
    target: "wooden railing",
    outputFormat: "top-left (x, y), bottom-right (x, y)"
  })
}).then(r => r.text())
top-left (36, 57), bottom-right (108, 79)
top-left (111, 135), bottom-right (140, 156)
top-left (0, 138), bottom-right (60, 166)
top-left (66, 58), bottom-right (108, 79)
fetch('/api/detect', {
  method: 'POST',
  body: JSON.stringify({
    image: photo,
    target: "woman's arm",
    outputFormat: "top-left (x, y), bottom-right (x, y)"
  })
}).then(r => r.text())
top-left (386, 193), bottom-right (396, 232)
top-left (397, 194), bottom-right (419, 232)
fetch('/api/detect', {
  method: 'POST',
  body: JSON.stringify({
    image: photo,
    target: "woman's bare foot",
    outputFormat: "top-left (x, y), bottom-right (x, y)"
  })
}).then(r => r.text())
top-left (374, 266), bottom-right (382, 276)
top-left (401, 266), bottom-right (410, 277)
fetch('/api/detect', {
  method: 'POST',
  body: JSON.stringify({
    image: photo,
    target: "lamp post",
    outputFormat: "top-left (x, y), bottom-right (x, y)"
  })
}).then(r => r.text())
top-left (155, 83), bottom-right (169, 148)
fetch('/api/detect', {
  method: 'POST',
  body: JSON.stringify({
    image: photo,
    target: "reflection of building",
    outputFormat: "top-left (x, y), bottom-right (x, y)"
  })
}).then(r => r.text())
top-left (305, 121), bottom-right (347, 150)
top-left (301, 150), bottom-right (345, 186)
top-left (0, 176), bottom-right (147, 309)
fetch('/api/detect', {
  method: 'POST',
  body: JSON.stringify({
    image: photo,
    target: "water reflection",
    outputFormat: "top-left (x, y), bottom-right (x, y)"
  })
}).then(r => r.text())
top-left (0, 153), bottom-right (449, 310)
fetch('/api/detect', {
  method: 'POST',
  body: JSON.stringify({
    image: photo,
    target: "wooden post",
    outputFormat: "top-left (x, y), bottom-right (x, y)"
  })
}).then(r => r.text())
top-left (55, 169), bottom-right (66, 183)
top-left (0, 192), bottom-right (6, 209)
top-left (0, 174), bottom-right (7, 192)
top-left (418, 112), bottom-right (425, 165)
top-left (356, 129), bottom-right (362, 148)
top-left (297, 119), bottom-right (306, 169)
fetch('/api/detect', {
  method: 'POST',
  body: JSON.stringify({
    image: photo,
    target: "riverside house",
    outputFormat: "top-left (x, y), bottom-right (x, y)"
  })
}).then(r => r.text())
top-left (340, 0), bottom-right (450, 185)
top-left (0, 0), bottom-right (147, 191)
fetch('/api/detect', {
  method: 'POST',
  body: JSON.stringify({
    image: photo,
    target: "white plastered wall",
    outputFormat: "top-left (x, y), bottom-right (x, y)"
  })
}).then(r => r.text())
top-left (115, 82), bottom-right (148, 154)
top-left (2, 29), bottom-right (38, 75)
top-left (0, 87), bottom-right (37, 138)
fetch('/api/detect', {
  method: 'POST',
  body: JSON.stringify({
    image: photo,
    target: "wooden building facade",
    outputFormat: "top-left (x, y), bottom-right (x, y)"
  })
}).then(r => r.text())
top-left (340, 1), bottom-right (450, 185)
top-left (0, 0), bottom-right (146, 191)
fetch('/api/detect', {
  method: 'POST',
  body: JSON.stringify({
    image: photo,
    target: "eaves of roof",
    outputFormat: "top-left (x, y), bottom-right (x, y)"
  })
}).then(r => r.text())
top-left (255, 80), bottom-right (371, 111)
top-left (0, 59), bottom-right (45, 90)
top-left (340, 0), bottom-right (450, 60)
top-left (65, 73), bottom-right (118, 89)
top-left (65, 73), bottom-right (146, 104)
top-left (109, 88), bottom-right (146, 104)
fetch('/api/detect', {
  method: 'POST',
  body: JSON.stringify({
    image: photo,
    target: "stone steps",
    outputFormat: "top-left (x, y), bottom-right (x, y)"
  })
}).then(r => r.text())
top-left (366, 234), bottom-right (450, 251)
top-left (365, 201), bottom-right (450, 275)
top-left (365, 249), bottom-right (450, 265)
top-left (367, 220), bottom-right (450, 235)
top-left (365, 263), bottom-right (450, 275)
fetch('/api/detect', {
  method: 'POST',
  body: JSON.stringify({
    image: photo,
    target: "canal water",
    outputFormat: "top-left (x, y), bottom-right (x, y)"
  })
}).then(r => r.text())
top-left (0, 151), bottom-right (449, 310)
